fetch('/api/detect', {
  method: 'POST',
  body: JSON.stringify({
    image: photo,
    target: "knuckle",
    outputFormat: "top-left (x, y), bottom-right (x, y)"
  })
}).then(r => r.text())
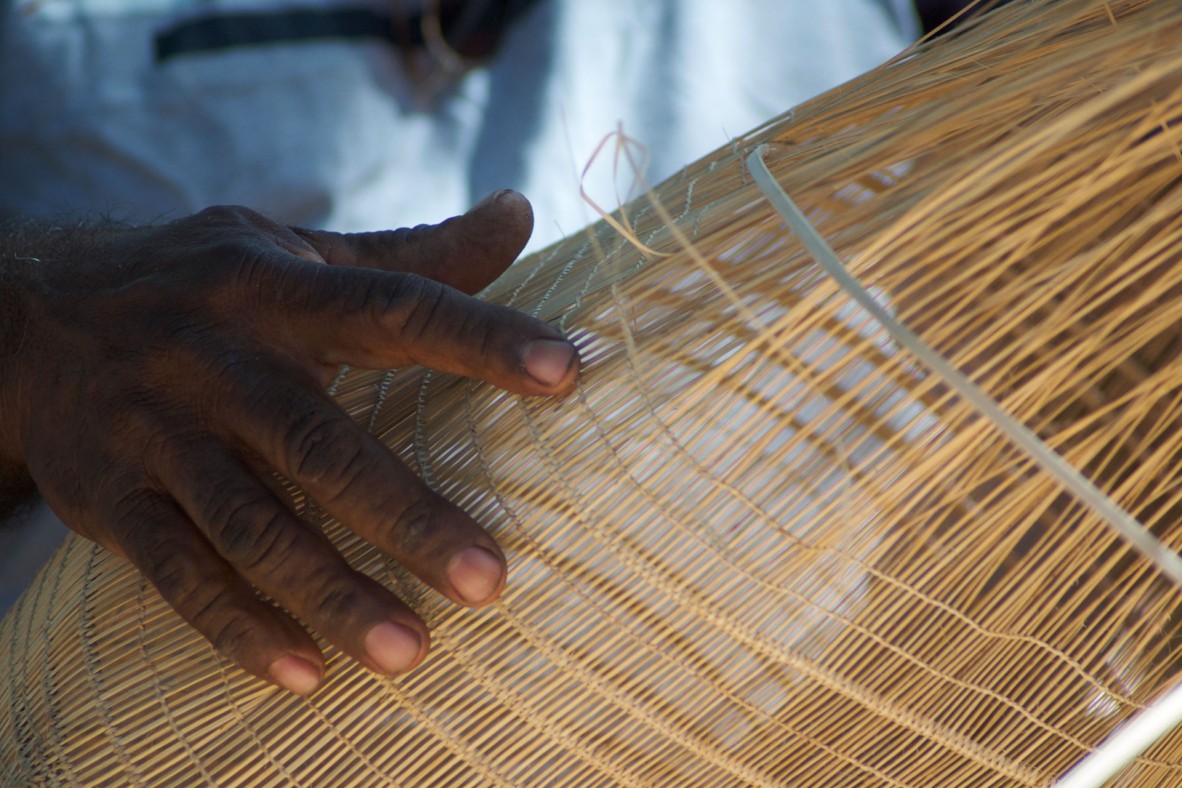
top-left (195, 204), bottom-right (264, 228)
top-left (206, 348), bottom-right (270, 401)
top-left (205, 604), bottom-right (259, 659)
top-left (109, 486), bottom-right (162, 525)
top-left (405, 283), bottom-right (454, 341)
top-left (178, 208), bottom-right (291, 290)
top-left (377, 276), bottom-right (445, 339)
top-left (468, 308), bottom-right (501, 364)
top-left (150, 554), bottom-right (195, 602)
top-left (402, 222), bottom-right (440, 247)
top-left (222, 248), bottom-right (284, 298)
top-left (205, 492), bottom-right (291, 570)
top-left (141, 538), bottom-right (201, 601)
top-left (306, 570), bottom-right (367, 623)
top-left (171, 583), bottom-right (258, 661)
top-left (285, 416), bottom-right (369, 494)
top-left (354, 227), bottom-right (410, 257)
top-left (111, 491), bottom-right (188, 573)
top-left (390, 497), bottom-right (444, 555)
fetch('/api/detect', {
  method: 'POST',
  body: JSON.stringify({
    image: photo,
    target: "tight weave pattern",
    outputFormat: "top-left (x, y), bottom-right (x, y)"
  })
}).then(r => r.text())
top-left (4, 1), bottom-right (1182, 784)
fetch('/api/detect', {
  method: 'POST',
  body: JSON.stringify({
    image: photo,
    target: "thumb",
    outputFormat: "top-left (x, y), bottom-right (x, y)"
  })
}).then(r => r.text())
top-left (293, 190), bottom-right (535, 295)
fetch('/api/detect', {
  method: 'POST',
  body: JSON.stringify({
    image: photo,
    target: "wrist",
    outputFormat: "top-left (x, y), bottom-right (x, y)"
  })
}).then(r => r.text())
top-left (0, 218), bottom-right (135, 511)
top-left (0, 223), bottom-right (40, 470)
top-left (0, 229), bottom-right (38, 513)
top-left (0, 219), bottom-right (113, 473)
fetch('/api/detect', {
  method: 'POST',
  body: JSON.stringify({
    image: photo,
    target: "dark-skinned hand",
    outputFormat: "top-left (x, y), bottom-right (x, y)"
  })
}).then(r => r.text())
top-left (0, 191), bottom-right (578, 695)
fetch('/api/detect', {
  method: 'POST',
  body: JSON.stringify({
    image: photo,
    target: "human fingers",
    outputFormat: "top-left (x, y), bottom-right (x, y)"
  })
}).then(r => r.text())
top-left (212, 355), bottom-right (508, 612)
top-left (0, 204), bottom-right (554, 696)
top-left (264, 260), bottom-right (579, 395)
top-left (110, 489), bottom-right (328, 694)
top-left (131, 201), bottom-right (574, 394)
top-left (293, 189), bottom-right (534, 294)
top-left (150, 437), bottom-right (433, 687)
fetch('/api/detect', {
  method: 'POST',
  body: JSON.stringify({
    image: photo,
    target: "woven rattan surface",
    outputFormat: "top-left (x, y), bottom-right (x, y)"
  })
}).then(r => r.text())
top-left (5, 1), bottom-right (1182, 784)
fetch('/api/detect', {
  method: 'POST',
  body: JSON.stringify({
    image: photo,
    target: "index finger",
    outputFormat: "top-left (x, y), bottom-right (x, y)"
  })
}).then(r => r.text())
top-left (262, 260), bottom-right (580, 396)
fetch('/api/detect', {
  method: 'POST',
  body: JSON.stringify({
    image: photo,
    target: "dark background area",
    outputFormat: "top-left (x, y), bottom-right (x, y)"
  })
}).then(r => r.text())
top-left (916, 0), bottom-right (1018, 34)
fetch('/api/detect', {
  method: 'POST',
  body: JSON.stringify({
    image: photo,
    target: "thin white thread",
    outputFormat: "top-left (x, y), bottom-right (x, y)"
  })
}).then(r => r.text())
top-left (745, 143), bottom-right (1182, 590)
top-left (1054, 679), bottom-right (1182, 787)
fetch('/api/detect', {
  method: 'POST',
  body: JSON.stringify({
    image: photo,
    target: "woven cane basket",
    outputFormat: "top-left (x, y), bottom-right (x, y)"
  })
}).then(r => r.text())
top-left (6, 0), bottom-right (1182, 784)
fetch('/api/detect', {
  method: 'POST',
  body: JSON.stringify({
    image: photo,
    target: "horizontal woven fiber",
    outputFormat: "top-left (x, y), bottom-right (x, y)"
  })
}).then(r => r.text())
top-left (5, 0), bottom-right (1182, 784)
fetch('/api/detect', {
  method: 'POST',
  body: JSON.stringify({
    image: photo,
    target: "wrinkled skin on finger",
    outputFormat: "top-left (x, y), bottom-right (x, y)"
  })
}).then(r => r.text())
top-left (0, 191), bottom-right (579, 694)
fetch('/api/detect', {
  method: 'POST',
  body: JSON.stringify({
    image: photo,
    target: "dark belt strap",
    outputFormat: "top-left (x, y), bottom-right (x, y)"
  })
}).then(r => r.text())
top-left (155, 0), bottom-right (543, 63)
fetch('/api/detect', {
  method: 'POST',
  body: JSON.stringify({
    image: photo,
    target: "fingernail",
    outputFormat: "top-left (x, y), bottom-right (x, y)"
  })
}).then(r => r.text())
top-left (523, 339), bottom-right (576, 388)
top-left (364, 621), bottom-right (423, 675)
top-left (268, 655), bottom-right (322, 695)
top-left (447, 546), bottom-right (505, 605)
